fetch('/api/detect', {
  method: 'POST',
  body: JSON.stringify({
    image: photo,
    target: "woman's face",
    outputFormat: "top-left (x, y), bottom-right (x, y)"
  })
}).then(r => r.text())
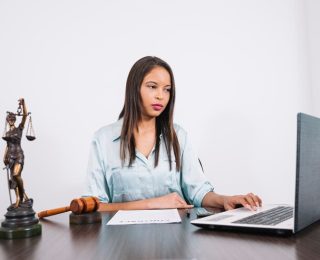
top-left (140, 66), bottom-right (172, 119)
top-left (7, 116), bottom-right (16, 126)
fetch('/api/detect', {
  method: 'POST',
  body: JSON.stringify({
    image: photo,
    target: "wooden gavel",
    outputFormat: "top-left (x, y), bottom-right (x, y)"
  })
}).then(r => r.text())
top-left (38, 197), bottom-right (100, 219)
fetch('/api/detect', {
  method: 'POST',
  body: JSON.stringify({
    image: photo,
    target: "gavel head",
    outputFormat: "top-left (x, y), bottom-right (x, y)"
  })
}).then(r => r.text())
top-left (70, 197), bottom-right (100, 214)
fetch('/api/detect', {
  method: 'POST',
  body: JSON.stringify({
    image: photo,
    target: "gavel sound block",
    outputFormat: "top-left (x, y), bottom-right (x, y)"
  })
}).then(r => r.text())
top-left (38, 197), bottom-right (101, 225)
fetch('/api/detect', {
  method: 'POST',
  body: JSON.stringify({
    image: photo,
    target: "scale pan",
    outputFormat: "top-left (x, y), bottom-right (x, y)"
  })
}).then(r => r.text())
top-left (26, 135), bottom-right (36, 141)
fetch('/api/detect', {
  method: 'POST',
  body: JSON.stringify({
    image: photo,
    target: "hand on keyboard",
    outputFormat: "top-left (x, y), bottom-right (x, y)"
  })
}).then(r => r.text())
top-left (223, 193), bottom-right (262, 211)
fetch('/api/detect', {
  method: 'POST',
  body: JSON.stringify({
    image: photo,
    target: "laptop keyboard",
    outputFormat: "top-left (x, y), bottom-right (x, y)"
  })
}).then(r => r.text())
top-left (232, 206), bottom-right (293, 226)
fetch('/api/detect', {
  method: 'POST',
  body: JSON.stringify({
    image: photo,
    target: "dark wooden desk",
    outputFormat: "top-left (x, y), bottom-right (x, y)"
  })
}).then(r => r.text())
top-left (1, 209), bottom-right (320, 260)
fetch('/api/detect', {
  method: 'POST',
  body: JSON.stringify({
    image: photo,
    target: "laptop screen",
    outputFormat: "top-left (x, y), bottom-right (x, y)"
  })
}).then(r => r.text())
top-left (295, 113), bottom-right (320, 232)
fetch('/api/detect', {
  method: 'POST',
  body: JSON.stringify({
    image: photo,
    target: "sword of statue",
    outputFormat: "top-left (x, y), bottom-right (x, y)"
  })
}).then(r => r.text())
top-left (3, 165), bottom-right (13, 205)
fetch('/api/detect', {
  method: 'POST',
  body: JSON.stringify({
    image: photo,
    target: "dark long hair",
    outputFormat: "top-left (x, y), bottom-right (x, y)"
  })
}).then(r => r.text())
top-left (118, 56), bottom-right (180, 171)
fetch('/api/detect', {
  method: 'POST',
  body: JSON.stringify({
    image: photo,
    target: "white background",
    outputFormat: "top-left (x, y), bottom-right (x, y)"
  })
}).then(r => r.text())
top-left (0, 0), bottom-right (319, 214)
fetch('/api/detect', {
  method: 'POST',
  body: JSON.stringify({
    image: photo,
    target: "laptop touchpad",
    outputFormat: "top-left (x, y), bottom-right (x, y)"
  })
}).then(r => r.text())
top-left (208, 215), bottom-right (233, 222)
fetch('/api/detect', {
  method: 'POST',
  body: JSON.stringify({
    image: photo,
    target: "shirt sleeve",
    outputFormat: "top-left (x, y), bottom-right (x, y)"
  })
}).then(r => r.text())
top-left (83, 135), bottom-right (110, 203)
top-left (179, 130), bottom-right (214, 207)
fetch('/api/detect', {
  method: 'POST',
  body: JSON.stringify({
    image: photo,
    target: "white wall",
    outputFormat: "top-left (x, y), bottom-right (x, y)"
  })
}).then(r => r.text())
top-left (306, 0), bottom-right (320, 116)
top-left (0, 0), bottom-right (316, 214)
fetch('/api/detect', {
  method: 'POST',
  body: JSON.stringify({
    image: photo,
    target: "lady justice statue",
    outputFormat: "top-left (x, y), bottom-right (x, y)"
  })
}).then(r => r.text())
top-left (0, 98), bottom-right (40, 239)
top-left (2, 98), bottom-right (35, 209)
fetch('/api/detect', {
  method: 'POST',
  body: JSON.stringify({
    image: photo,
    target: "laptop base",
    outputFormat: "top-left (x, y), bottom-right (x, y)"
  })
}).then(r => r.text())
top-left (192, 223), bottom-right (293, 236)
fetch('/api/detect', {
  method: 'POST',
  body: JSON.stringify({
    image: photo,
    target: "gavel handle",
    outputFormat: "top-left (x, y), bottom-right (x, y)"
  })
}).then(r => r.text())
top-left (38, 206), bottom-right (71, 219)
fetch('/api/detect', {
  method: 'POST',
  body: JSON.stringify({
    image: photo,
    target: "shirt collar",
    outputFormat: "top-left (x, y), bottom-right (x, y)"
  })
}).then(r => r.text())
top-left (112, 118), bottom-right (123, 142)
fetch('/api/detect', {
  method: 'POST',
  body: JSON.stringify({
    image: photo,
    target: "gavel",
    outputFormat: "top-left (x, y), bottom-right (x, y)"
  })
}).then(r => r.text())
top-left (38, 197), bottom-right (100, 219)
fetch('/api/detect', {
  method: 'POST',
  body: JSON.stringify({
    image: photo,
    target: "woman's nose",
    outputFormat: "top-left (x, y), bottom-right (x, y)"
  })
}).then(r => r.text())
top-left (156, 89), bottom-right (163, 100)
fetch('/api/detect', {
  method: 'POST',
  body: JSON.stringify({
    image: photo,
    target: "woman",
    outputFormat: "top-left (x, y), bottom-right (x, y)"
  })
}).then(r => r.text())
top-left (85, 56), bottom-right (262, 211)
top-left (3, 98), bottom-right (29, 208)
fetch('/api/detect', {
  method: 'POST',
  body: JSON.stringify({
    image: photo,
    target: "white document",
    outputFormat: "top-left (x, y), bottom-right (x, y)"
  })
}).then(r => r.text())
top-left (107, 209), bottom-right (181, 225)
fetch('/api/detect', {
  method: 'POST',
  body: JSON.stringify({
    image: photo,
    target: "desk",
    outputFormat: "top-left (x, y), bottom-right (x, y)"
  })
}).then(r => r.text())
top-left (0, 209), bottom-right (320, 260)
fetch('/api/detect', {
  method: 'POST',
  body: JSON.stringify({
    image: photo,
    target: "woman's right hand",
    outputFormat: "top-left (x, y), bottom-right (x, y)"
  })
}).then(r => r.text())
top-left (147, 192), bottom-right (194, 209)
top-left (3, 156), bottom-right (9, 166)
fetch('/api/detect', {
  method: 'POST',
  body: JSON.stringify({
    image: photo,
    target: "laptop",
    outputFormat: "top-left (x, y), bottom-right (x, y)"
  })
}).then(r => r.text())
top-left (191, 113), bottom-right (320, 235)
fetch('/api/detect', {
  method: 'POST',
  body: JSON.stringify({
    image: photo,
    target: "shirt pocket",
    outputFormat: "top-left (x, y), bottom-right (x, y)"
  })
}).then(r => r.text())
top-left (110, 162), bottom-right (153, 202)
top-left (157, 157), bottom-right (179, 194)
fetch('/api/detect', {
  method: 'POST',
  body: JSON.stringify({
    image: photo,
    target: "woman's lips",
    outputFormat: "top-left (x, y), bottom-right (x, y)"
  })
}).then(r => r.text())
top-left (151, 104), bottom-right (163, 111)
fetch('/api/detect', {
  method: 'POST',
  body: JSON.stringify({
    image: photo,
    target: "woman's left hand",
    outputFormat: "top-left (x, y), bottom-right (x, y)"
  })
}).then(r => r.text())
top-left (18, 98), bottom-right (24, 105)
top-left (223, 193), bottom-right (262, 211)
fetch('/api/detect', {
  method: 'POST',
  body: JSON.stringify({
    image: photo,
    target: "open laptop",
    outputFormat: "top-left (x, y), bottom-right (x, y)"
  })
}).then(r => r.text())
top-left (191, 113), bottom-right (320, 235)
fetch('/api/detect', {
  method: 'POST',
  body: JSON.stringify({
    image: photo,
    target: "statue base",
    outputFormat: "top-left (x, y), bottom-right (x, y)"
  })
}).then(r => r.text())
top-left (0, 199), bottom-right (42, 239)
top-left (0, 224), bottom-right (41, 239)
top-left (69, 211), bottom-right (101, 225)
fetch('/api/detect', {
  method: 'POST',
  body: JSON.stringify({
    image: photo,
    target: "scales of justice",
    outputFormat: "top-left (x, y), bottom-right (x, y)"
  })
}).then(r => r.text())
top-left (0, 98), bottom-right (41, 239)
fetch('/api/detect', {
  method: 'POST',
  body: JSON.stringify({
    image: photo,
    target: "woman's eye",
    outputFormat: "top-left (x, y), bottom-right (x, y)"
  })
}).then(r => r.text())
top-left (165, 88), bottom-right (171, 92)
top-left (148, 85), bottom-right (156, 89)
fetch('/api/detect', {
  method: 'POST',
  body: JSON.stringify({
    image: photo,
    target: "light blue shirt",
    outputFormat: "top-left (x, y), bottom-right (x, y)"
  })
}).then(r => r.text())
top-left (84, 119), bottom-right (214, 207)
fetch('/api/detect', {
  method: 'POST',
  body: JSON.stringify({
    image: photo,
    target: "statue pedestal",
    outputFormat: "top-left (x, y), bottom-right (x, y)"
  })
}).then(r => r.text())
top-left (0, 199), bottom-right (41, 239)
top-left (69, 211), bottom-right (101, 225)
